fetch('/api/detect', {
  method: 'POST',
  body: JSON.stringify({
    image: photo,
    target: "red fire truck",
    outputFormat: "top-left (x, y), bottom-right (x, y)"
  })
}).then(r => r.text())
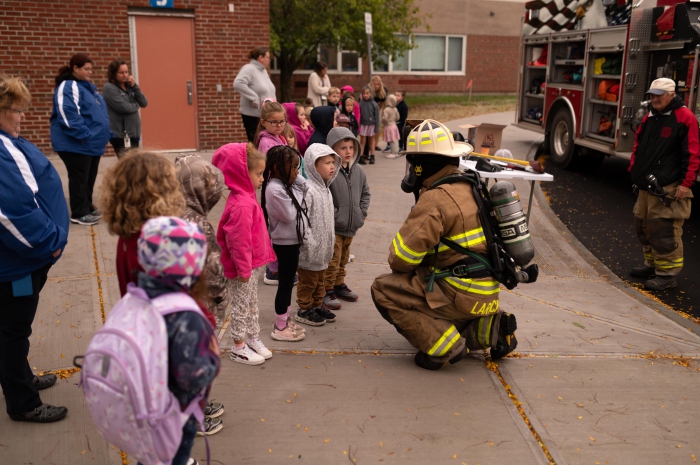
top-left (515, 0), bottom-right (700, 171)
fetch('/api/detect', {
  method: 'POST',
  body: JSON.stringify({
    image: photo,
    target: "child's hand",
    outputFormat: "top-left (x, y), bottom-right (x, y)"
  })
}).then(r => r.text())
top-left (239, 277), bottom-right (250, 283)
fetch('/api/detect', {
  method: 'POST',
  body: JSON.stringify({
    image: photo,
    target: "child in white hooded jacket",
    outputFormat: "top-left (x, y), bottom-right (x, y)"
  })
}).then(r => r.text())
top-left (294, 143), bottom-right (342, 326)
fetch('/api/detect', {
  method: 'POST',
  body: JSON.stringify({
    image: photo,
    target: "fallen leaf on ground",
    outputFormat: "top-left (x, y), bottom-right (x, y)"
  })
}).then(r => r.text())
top-left (577, 416), bottom-right (583, 420)
top-left (453, 454), bottom-right (457, 459)
top-left (590, 436), bottom-right (596, 441)
top-left (343, 450), bottom-right (347, 455)
top-left (553, 376), bottom-right (558, 379)
top-left (304, 427), bottom-right (309, 432)
top-left (380, 442), bottom-right (383, 446)
top-left (261, 418), bottom-right (265, 422)
top-left (324, 439), bottom-right (330, 443)
top-left (79, 450), bottom-right (86, 455)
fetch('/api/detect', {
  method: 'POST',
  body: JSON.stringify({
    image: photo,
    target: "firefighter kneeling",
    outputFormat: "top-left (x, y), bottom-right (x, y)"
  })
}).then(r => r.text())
top-left (371, 120), bottom-right (537, 370)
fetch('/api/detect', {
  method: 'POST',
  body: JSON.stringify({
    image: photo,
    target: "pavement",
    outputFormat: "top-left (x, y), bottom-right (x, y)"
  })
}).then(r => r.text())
top-left (1, 111), bottom-right (699, 465)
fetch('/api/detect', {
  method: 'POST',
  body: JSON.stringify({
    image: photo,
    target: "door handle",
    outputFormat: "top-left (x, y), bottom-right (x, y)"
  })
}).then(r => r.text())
top-left (187, 81), bottom-right (193, 105)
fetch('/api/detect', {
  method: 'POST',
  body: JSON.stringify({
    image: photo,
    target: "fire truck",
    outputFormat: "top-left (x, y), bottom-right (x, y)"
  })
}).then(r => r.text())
top-left (515, 0), bottom-right (700, 171)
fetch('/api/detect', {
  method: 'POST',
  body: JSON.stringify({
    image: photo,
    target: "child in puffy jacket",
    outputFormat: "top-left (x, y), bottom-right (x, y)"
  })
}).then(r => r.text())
top-left (213, 143), bottom-right (276, 365)
top-left (381, 94), bottom-right (401, 159)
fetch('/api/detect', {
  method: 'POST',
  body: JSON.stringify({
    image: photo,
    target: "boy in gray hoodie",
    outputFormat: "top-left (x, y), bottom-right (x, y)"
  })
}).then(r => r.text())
top-left (295, 143), bottom-right (342, 326)
top-left (323, 128), bottom-right (370, 311)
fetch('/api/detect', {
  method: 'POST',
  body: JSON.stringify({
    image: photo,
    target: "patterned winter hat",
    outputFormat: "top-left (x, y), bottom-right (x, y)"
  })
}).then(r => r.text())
top-left (137, 216), bottom-right (207, 290)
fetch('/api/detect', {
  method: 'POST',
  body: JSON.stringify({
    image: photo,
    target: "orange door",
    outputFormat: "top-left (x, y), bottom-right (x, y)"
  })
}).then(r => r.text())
top-left (133, 15), bottom-right (198, 151)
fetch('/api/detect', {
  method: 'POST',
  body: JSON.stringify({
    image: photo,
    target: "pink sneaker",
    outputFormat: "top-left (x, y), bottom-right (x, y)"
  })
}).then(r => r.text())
top-left (271, 324), bottom-right (305, 342)
top-left (288, 320), bottom-right (306, 333)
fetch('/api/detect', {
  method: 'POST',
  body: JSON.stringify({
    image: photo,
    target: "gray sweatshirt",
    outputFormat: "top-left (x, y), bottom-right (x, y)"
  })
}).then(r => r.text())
top-left (265, 177), bottom-right (309, 245)
top-left (326, 128), bottom-right (370, 237)
top-left (102, 82), bottom-right (148, 139)
top-left (233, 60), bottom-right (277, 117)
top-left (298, 143), bottom-right (341, 271)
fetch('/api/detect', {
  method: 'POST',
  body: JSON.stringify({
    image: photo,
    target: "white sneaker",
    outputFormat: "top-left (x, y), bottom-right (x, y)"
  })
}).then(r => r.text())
top-left (349, 254), bottom-right (355, 262)
top-left (230, 344), bottom-right (265, 365)
top-left (247, 338), bottom-right (273, 359)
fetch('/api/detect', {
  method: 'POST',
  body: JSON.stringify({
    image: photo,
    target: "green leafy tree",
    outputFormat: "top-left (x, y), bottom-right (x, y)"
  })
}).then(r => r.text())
top-left (270, 0), bottom-right (427, 102)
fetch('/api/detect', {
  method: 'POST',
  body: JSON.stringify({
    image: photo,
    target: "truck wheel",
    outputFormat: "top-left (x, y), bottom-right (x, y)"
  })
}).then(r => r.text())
top-left (549, 110), bottom-right (577, 168)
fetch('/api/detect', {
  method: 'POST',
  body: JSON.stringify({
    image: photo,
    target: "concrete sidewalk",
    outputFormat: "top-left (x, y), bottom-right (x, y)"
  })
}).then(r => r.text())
top-left (1, 111), bottom-right (698, 465)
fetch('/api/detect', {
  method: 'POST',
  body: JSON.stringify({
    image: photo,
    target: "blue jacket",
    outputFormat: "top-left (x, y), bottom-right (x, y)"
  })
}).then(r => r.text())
top-left (0, 130), bottom-right (69, 282)
top-left (50, 74), bottom-right (112, 156)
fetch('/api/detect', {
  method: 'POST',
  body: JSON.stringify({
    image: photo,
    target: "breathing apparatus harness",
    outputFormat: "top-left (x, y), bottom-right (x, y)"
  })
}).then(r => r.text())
top-left (423, 170), bottom-right (538, 292)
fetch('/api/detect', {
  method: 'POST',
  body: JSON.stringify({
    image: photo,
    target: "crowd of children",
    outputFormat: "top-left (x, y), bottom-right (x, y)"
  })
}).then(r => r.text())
top-left (87, 80), bottom-right (411, 465)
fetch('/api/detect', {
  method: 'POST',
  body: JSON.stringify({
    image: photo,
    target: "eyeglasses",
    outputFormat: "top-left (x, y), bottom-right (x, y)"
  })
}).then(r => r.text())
top-left (4, 108), bottom-right (24, 115)
top-left (265, 119), bottom-right (287, 127)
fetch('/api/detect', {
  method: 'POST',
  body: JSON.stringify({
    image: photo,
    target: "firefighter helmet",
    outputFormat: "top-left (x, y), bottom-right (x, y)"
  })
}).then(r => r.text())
top-left (403, 119), bottom-right (473, 157)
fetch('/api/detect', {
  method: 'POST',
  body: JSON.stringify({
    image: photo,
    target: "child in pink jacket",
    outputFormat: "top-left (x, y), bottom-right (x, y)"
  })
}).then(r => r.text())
top-left (213, 142), bottom-right (276, 366)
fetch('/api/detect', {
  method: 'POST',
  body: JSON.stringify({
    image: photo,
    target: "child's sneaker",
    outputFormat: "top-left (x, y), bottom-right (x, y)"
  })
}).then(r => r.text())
top-left (204, 401), bottom-right (224, 418)
top-left (323, 290), bottom-right (341, 310)
top-left (271, 324), bottom-right (305, 341)
top-left (295, 308), bottom-right (326, 326)
top-left (314, 306), bottom-right (336, 322)
top-left (334, 284), bottom-right (359, 302)
top-left (348, 254), bottom-right (355, 262)
top-left (247, 338), bottom-right (273, 359)
top-left (288, 320), bottom-right (306, 333)
top-left (264, 267), bottom-right (279, 285)
top-left (230, 344), bottom-right (265, 365)
top-left (196, 416), bottom-right (223, 436)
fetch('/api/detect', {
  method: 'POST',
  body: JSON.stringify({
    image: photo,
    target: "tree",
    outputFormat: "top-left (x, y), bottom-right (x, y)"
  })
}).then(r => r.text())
top-left (270, 0), bottom-right (428, 102)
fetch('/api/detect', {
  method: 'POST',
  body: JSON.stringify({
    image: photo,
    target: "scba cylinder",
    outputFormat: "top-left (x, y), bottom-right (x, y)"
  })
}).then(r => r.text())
top-left (489, 181), bottom-right (534, 267)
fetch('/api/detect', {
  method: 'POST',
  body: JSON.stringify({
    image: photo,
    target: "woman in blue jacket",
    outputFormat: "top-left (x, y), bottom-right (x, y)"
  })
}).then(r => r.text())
top-left (0, 75), bottom-right (69, 423)
top-left (50, 53), bottom-right (112, 226)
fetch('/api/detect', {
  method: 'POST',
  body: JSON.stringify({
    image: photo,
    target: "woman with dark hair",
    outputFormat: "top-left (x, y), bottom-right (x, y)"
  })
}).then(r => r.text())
top-left (102, 60), bottom-right (148, 158)
top-left (0, 75), bottom-right (69, 423)
top-left (50, 53), bottom-right (111, 226)
top-left (234, 46), bottom-right (277, 142)
top-left (307, 61), bottom-right (331, 107)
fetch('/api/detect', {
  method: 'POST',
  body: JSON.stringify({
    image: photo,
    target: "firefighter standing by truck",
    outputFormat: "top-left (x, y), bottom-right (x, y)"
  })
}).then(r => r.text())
top-left (629, 78), bottom-right (700, 291)
top-left (370, 120), bottom-right (524, 370)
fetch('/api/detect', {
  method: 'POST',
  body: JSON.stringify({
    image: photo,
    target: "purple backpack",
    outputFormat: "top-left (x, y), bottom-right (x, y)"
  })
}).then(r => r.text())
top-left (79, 284), bottom-right (211, 465)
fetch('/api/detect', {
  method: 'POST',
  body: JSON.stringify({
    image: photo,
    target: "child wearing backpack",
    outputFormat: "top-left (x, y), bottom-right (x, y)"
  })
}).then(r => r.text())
top-left (213, 143), bottom-right (276, 365)
top-left (322, 128), bottom-right (370, 311)
top-left (294, 143), bottom-right (341, 326)
top-left (261, 145), bottom-right (309, 341)
top-left (82, 216), bottom-right (221, 465)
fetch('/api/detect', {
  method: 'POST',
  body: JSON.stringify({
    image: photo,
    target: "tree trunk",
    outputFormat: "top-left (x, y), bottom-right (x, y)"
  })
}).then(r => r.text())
top-left (279, 65), bottom-right (294, 103)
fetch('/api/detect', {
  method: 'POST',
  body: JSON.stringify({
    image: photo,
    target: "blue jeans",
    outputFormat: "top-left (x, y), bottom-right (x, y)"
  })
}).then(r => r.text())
top-left (137, 415), bottom-right (198, 465)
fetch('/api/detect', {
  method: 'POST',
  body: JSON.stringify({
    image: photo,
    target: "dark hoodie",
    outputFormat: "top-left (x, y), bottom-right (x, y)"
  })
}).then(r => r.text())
top-left (629, 94), bottom-right (700, 189)
top-left (307, 106), bottom-right (337, 151)
top-left (174, 154), bottom-right (230, 330)
top-left (340, 95), bottom-right (359, 136)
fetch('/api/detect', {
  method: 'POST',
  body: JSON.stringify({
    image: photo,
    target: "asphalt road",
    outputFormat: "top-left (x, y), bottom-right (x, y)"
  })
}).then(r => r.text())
top-left (540, 155), bottom-right (699, 319)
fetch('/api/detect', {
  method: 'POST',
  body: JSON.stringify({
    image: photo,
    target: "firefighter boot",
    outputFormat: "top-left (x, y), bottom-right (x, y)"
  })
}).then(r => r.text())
top-left (644, 275), bottom-right (677, 291)
top-left (630, 265), bottom-right (655, 279)
top-left (415, 339), bottom-right (468, 371)
top-left (490, 312), bottom-right (518, 360)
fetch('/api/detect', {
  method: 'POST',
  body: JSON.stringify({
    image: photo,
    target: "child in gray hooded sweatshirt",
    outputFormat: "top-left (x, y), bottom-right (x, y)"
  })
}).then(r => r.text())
top-left (322, 128), bottom-right (370, 311)
top-left (294, 143), bottom-right (342, 326)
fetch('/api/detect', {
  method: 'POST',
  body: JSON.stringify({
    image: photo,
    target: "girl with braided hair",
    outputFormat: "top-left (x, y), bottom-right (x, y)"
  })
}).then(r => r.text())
top-left (261, 145), bottom-right (310, 341)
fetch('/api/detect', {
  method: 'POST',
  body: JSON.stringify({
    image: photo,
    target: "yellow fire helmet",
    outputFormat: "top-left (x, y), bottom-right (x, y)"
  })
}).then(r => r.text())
top-left (403, 119), bottom-right (473, 157)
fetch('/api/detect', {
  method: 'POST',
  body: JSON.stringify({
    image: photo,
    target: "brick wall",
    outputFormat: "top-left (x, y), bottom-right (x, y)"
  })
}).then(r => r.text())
top-left (273, 34), bottom-right (520, 99)
top-left (0, 0), bottom-right (268, 155)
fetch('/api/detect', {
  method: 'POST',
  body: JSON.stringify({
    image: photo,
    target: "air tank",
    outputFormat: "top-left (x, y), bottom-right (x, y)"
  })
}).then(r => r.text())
top-left (489, 181), bottom-right (535, 266)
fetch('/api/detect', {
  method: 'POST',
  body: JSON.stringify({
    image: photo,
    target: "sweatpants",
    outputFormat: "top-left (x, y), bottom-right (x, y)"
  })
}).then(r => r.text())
top-left (273, 244), bottom-right (300, 315)
top-left (633, 183), bottom-right (692, 276)
top-left (229, 267), bottom-right (263, 341)
top-left (324, 234), bottom-right (353, 289)
top-left (56, 151), bottom-right (101, 218)
top-left (296, 268), bottom-right (326, 310)
top-left (0, 263), bottom-right (52, 416)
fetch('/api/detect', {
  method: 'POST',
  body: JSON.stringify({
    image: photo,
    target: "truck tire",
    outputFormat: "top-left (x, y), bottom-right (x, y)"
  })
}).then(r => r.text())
top-left (549, 109), bottom-right (577, 168)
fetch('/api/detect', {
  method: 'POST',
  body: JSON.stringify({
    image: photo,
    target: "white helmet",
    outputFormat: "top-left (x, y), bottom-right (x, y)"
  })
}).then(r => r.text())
top-left (404, 119), bottom-right (473, 157)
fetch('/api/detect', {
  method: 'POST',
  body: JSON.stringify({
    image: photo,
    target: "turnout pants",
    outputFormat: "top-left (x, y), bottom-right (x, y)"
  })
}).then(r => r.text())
top-left (633, 183), bottom-right (692, 276)
top-left (371, 269), bottom-right (504, 363)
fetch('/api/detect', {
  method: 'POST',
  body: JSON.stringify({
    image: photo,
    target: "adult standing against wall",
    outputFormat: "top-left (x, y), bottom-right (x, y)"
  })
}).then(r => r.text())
top-left (0, 75), bottom-right (70, 423)
top-left (307, 62), bottom-right (331, 107)
top-left (103, 60), bottom-right (148, 158)
top-left (234, 47), bottom-right (276, 143)
top-left (50, 53), bottom-right (112, 226)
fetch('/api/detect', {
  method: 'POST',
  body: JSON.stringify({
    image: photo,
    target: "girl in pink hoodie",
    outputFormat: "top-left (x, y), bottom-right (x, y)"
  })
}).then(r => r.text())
top-left (254, 101), bottom-right (287, 155)
top-left (213, 143), bottom-right (276, 366)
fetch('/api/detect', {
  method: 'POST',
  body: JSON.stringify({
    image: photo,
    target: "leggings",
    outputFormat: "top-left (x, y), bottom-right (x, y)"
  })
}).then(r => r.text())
top-left (272, 244), bottom-right (300, 315)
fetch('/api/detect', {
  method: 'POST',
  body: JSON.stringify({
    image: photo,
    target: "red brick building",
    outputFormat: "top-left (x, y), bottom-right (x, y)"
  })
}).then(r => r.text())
top-left (1, 0), bottom-right (269, 154)
top-left (273, 0), bottom-right (525, 98)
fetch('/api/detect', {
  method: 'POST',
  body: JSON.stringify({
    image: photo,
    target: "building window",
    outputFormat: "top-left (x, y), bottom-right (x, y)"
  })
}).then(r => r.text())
top-left (271, 46), bottom-right (362, 74)
top-left (375, 34), bottom-right (465, 74)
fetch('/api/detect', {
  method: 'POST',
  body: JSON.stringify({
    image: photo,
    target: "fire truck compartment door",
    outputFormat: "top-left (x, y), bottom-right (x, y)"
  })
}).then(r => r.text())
top-left (588, 27), bottom-right (627, 52)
